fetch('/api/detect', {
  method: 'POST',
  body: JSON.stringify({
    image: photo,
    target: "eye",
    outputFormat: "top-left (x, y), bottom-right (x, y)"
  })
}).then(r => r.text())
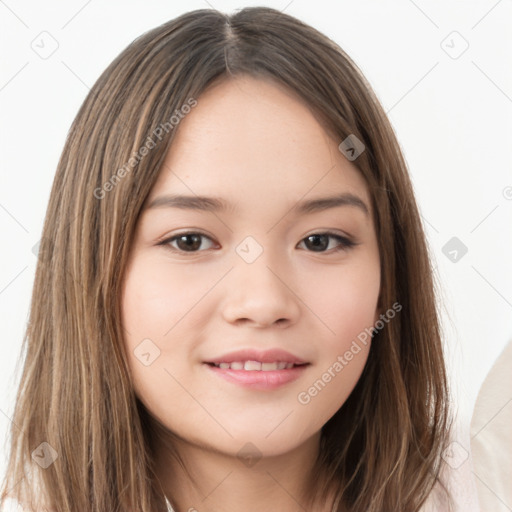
top-left (159, 232), bottom-right (216, 253)
top-left (158, 231), bottom-right (357, 254)
top-left (297, 232), bottom-right (357, 253)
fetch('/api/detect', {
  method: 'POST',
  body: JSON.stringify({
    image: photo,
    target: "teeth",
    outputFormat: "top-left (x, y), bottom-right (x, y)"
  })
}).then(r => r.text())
top-left (244, 360), bottom-right (261, 371)
top-left (212, 360), bottom-right (300, 371)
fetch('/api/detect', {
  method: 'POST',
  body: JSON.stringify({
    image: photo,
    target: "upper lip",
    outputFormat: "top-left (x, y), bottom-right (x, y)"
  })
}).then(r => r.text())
top-left (204, 348), bottom-right (308, 365)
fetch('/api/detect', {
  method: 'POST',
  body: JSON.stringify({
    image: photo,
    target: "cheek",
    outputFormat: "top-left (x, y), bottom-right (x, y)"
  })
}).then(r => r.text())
top-left (298, 254), bottom-right (380, 345)
top-left (120, 258), bottom-right (199, 424)
top-left (120, 256), bottom-right (221, 410)
top-left (293, 257), bottom-right (379, 423)
top-left (121, 255), bottom-right (213, 341)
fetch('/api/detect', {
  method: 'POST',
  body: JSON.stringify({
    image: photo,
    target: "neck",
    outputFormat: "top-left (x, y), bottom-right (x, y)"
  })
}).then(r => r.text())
top-left (149, 418), bottom-right (334, 512)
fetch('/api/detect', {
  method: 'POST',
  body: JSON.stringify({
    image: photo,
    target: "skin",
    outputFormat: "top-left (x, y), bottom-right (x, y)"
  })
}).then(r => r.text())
top-left (121, 75), bottom-right (381, 512)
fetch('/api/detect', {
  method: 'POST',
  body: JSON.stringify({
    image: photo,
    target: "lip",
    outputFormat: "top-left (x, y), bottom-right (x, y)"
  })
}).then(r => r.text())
top-left (204, 348), bottom-right (307, 365)
top-left (204, 363), bottom-right (309, 390)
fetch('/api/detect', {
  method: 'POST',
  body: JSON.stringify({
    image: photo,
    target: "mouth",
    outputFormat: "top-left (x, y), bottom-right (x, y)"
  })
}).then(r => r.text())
top-left (205, 361), bottom-right (309, 371)
top-left (203, 360), bottom-right (311, 390)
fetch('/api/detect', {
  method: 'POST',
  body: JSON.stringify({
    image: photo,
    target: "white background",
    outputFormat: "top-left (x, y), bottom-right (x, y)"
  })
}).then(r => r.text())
top-left (1, 0), bottom-right (511, 501)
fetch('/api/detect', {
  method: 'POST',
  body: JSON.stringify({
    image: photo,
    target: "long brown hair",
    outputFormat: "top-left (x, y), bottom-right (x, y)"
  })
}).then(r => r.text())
top-left (1, 7), bottom-right (452, 511)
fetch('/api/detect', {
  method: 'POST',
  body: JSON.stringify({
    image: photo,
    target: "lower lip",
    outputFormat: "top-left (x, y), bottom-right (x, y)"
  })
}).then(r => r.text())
top-left (204, 363), bottom-right (309, 390)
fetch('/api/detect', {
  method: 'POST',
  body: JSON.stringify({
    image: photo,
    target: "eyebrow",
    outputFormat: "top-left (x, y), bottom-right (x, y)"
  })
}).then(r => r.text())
top-left (145, 193), bottom-right (369, 216)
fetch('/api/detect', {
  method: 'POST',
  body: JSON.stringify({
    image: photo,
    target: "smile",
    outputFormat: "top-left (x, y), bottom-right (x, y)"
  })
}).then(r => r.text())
top-left (204, 361), bottom-right (310, 390)
top-left (207, 360), bottom-right (307, 371)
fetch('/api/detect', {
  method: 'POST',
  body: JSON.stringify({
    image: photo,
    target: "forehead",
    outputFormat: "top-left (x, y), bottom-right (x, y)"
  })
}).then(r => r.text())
top-left (148, 75), bottom-right (371, 214)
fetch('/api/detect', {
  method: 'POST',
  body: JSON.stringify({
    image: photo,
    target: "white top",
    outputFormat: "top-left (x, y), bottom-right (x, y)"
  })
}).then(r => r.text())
top-left (164, 496), bottom-right (175, 511)
top-left (2, 482), bottom-right (478, 512)
top-left (0, 497), bottom-right (175, 512)
top-left (470, 338), bottom-right (512, 511)
top-left (2, 460), bottom-right (479, 512)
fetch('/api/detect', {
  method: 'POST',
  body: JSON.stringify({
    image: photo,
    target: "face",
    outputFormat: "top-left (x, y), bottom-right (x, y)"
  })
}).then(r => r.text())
top-left (121, 75), bottom-right (381, 459)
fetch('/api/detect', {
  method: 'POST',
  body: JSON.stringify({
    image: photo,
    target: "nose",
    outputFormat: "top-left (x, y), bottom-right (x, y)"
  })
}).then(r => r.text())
top-left (221, 253), bottom-right (301, 329)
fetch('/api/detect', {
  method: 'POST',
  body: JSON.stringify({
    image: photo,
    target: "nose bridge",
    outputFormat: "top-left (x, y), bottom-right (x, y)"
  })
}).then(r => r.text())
top-left (222, 235), bottom-right (300, 327)
top-left (236, 232), bottom-right (289, 283)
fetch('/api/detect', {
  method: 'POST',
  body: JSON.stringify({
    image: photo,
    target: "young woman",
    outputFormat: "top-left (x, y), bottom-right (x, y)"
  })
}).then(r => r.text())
top-left (1, 7), bottom-right (456, 511)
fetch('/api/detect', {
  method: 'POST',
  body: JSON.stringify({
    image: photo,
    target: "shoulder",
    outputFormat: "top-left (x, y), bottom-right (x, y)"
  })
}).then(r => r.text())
top-left (0, 498), bottom-right (54, 512)
top-left (419, 482), bottom-right (450, 512)
top-left (419, 446), bottom-right (481, 512)
top-left (0, 498), bottom-right (26, 512)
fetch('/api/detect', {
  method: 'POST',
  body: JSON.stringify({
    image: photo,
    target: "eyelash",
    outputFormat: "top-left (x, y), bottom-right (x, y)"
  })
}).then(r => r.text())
top-left (157, 231), bottom-right (357, 255)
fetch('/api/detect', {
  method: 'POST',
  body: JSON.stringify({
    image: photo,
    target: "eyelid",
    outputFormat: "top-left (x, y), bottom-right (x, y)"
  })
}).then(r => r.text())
top-left (302, 228), bottom-right (355, 241)
top-left (156, 230), bottom-right (217, 251)
top-left (155, 229), bottom-right (212, 244)
top-left (298, 232), bottom-right (358, 251)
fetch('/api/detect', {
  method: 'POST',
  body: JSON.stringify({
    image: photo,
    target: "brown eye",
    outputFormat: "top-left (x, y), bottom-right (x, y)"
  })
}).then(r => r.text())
top-left (160, 232), bottom-right (216, 253)
top-left (158, 231), bottom-right (356, 255)
top-left (298, 233), bottom-right (356, 253)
